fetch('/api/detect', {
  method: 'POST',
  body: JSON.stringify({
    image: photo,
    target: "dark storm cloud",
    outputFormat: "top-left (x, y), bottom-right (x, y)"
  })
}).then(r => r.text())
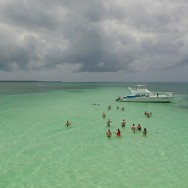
top-left (0, 0), bottom-right (188, 73)
top-left (0, 25), bottom-right (41, 71)
top-left (0, 0), bottom-right (60, 30)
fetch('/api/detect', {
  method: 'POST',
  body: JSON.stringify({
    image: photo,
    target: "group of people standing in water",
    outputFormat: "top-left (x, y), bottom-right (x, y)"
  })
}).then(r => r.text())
top-left (104, 105), bottom-right (148, 138)
top-left (106, 128), bottom-right (121, 137)
top-left (131, 123), bottom-right (147, 135)
top-left (64, 104), bottom-right (148, 138)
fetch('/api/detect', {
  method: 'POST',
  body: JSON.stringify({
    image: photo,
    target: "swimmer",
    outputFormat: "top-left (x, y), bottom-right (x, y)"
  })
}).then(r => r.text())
top-left (121, 119), bottom-right (126, 127)
top-left (106, 129), bottom-right (112, 137)
top-left (146, 114), bottom-right (150, 118)
top-left (65, 121), bottom-right (71, 127)
top-left (143, 128), bottom-right (147, 136)
top-left (108, 105), bottom-right (111, 110)
top-left (145, 111), bottom-right (148, 115)
top-left (131, 124), bottom-right (136, 133)
top-left (137, 124), bottom-right (141, 131)
top-left (115, 129), bottom-right (121, 137)
top-left (117, 106), bottom-right (119, 109)
top-left (121, 107), bottom-right (125, 111)
top-left (106, 119), bottom-right (112, 127)
top-left (102, 112), bottom-right (106, 118)
top-left (146, 113), bottom-right (151, 118)
top-left (144, 111), bottom-right (152, 117)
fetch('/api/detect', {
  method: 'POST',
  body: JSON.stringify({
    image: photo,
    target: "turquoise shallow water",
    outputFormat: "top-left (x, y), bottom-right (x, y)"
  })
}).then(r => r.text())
top-left (0, 82), bottom-right (188, 188)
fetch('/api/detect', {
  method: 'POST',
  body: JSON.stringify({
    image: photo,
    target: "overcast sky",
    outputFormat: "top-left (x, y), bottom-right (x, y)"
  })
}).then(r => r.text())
top-left (0, 0), bottom-right (188, 82)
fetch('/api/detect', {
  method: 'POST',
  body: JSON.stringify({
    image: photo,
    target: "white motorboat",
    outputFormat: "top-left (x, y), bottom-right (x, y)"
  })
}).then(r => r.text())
top-left (116, 85), bottom-right (175, 103)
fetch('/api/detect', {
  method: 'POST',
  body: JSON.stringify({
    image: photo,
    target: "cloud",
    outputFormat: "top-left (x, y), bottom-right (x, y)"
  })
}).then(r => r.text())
top-left (0, 0), bottom-right (188, 75)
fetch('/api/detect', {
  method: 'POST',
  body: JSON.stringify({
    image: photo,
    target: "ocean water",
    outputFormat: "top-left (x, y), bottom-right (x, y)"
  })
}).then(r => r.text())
top-left (0, 82), bottom-right (188, 188)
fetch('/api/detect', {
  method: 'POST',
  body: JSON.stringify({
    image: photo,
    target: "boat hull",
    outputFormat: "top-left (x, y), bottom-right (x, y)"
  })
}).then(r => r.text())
top-left (116, 96), bottom-right (174, 103)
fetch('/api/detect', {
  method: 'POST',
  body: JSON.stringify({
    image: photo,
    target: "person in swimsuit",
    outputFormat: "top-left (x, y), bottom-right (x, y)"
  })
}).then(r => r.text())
top-left (102, 112), bottom-right (106, 118)
top-left (146, 113), bottom-right (151, 118)
top-left (106, 129), bottom-right (112, 137)
top-left (137, 124), bottom-right (141, 131)
top-left (145, 111), bottom-right (152, 117)
top-left (106, 119), bottom-right (112, 127)
top-left (143, 128), bottom-right (147, 136)
top-left (131, 124), bottom-right (136, 133)
top-left (121, 119), bottom-right (126, 127)
top-left (116, 129), bottom-right (121, 137)
top-left (108, 105), bottom-right (111, 110)
top-left (65, 121), bottom-right (71, 127)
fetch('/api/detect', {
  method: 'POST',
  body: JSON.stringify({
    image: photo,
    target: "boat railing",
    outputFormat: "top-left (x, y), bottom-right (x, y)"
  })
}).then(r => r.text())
top-left (152, 91), bottom-right (174, 96)
top-left (130, 87), bottom-right (148, 93)
top-left (131, 87), bottom-right (145, 90)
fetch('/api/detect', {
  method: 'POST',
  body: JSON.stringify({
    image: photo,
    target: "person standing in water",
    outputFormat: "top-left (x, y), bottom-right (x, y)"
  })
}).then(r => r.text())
top-left (102, 112), bottom-right (106, 118)
top-left (131, 124), bottom-right (136, 133)
top-left (106, 119), bottom-right (112, 127)
top-left (137, 124), bottom-right (141, 131)
top-left (121, 119), bottom-right (126, 127)
top-left (65, 121), bottom-right (71, 127)
top-left (106, 129), bottom-right (112, 137)
top-left (143, 128), bottom-right (147, 136)
top-left (115, 129), bottom-right (121, 137)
